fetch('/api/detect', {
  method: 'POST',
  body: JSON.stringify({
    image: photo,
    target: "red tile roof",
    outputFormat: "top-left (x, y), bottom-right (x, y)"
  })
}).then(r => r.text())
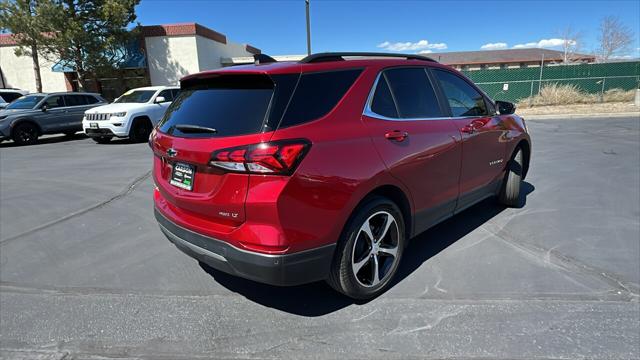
top-left (0, 33), bottom-right (18, 46)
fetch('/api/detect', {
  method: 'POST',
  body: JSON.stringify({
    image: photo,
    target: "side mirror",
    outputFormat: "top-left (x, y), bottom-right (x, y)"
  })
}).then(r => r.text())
top-left (495, 100), bottom-right (515, 115)
top-left (41, 104), bottom-right (48, 112)
top-left (154, 96), bottom-right (166, 104)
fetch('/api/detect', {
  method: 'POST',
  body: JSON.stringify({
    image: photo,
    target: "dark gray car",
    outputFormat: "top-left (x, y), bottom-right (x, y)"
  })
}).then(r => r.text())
top-left (0, 92), bottom-right (107, 145)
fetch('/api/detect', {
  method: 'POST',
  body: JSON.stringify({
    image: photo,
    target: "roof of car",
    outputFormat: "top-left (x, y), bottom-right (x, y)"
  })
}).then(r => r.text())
top-left (181, 52), bottom-right (457, 83)
top-left (24, 92), bottom-right (103, 96)
top-left (182, 55), bottom-right (453, 83)
top-left (130, 86), bottom-right (179, 91)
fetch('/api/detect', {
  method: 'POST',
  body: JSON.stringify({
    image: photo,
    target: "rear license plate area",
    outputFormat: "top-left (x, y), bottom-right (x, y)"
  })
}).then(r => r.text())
top-left (170, 162), bottom-right (195, 191)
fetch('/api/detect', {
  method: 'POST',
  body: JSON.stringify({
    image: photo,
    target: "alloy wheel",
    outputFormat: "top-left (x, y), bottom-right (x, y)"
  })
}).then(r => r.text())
top-left (17, 126), bottom-right (37, 144)
top-left (351, 211), bottom-right (400, 287)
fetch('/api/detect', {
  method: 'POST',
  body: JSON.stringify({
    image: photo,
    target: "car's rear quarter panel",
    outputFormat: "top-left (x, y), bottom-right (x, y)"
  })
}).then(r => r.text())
top-left (256, 65), bottom-right (413, 253)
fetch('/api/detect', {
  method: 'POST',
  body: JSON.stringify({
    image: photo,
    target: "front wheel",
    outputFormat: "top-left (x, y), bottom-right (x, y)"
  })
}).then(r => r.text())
top-left (327, 196), bottom-right (405, 299)
top-left (12, 122), bottom-right (39, 145)
top-left (129, 119), bottom-right (152, 143)
top-left (498, 148), bottom-right (523, 207)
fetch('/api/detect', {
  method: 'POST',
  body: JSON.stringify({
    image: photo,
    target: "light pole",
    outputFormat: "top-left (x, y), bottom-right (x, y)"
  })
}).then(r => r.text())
top-left (305, 0), bottom-right (311, 55)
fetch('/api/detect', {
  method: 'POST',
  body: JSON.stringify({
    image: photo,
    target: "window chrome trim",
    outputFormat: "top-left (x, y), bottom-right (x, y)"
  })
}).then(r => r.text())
top-left (362, 69), bottom-right (490, 121)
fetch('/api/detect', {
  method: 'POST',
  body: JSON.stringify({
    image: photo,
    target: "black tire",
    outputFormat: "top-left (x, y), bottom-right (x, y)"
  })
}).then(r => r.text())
top-left (129, 118), bottom-right (152, 143)
top-left (12, 122), bottom-right (39, 145)
top-left (92, 136), bottom-right (111, 144)
top-left (327, 196), bottom-right (405, 299)
top-left (498, 148), bottom-right (524, 207)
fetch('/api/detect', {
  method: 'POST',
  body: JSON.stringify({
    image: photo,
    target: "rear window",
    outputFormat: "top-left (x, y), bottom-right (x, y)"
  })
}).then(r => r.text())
top-left (64, 95), bottom-right (87, 106)
top-left (158, 69), bottom-right (361, 138)
top-left (84, 95), bottom-right (100, 104)
top-left (158, 75), bottom-right (274, 138)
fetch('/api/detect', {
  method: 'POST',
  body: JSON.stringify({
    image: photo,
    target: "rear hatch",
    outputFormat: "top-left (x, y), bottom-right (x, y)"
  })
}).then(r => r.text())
top-left (151, 72), bottom-right (299, 227)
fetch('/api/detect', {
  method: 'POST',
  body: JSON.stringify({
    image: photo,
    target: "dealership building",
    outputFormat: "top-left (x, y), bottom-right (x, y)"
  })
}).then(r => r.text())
top-left (0, 22), bottom-right (260, 98)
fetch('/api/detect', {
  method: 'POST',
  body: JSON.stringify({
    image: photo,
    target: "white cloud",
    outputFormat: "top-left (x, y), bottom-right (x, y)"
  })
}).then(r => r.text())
top-left (377, 39), bottom-right (447, 52)
top-left (418, 50), bottom-right (433, 54)
top-left (480, 42), bottom-right (508, 50)
top-left (513, 38), bottom-right (575, 49)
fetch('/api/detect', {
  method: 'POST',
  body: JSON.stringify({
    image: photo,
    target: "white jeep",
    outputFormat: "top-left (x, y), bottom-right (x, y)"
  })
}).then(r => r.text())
top-left (83, 86), bottom-right (179, 143)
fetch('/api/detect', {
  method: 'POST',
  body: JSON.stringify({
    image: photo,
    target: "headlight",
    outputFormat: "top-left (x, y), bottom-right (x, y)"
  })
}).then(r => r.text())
top-left (111, 112), bottom-right (127, 117)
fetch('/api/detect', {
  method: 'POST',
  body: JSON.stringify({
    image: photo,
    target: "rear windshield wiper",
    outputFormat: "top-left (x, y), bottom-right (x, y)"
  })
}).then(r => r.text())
top-left (172, 124), bottom-right (218, 134)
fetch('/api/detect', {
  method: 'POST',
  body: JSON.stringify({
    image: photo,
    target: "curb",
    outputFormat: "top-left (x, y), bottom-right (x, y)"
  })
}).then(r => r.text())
top-left (524, 111), bottom-right (640, 120)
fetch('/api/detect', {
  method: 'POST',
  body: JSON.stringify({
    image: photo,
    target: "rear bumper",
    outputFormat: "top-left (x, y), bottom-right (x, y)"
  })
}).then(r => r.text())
top-left (154, 208), bottom-right (336, 286)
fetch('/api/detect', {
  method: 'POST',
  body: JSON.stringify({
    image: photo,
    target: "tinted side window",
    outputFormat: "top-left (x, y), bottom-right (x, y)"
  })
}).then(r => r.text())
top-left (383, 68), bottom-right (444, 118)
top-left (2, 92), bottom-right (22, 102)
top-left (157, 90), bottom-right (173, 102)
top-left (171, 89), bottom-right (180, 99)
top-left (63, 95), bottom-right (87, 106)
top-left (279, 69), bottom-right (362, 128)
top-left (432, 69), bottom-right (488, 117)
top-left (370, 75), bottom-right (398, 118)
top-left (43, 95), bottom-right (65, 109)
top-left (84, 95), bottom-right (99, 104)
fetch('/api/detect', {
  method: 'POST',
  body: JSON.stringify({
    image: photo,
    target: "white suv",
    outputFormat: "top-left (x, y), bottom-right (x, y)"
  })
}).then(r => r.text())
top-left (83, 86), bottom-right (179, 143)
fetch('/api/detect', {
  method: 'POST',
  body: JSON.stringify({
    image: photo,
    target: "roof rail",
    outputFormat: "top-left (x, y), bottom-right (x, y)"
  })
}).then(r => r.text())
top-left (299, 52), bottom-right (438, 64)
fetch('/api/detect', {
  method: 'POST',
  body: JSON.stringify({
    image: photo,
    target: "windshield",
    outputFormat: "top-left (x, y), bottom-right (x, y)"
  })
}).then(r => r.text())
top-left (5, 95), bottom-right (44, 110)
top-left (114, 90), bottom-right (156, 104)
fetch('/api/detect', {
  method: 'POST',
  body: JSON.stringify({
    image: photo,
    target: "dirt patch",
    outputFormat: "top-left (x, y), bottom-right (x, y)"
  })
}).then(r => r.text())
top-left (517, 102), bottom-right (639, 116)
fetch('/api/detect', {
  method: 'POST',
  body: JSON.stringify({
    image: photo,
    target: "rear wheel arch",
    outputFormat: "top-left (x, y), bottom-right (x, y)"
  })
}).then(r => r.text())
top-left (515, 139), bottom-right (530, 179)
top-left (356, 185), bottom-right (413, 241)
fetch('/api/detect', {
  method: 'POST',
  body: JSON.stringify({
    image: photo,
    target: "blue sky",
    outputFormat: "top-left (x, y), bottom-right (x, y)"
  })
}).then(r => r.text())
top-left (136, 0), bottom-right (640, 57)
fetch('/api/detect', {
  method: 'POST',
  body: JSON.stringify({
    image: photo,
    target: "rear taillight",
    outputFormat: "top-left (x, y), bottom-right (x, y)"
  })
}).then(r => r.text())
top-left (210, 139), bottom-right (311, 175)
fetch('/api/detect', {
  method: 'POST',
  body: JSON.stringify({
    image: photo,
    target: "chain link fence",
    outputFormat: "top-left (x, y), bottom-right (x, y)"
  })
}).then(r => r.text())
top-left (462, 61), bottom-right (640, 103)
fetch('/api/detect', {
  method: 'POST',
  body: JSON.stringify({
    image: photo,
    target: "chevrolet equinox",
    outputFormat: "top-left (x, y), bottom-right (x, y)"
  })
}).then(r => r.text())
top-left (151, 52), bottom-right (531, 299)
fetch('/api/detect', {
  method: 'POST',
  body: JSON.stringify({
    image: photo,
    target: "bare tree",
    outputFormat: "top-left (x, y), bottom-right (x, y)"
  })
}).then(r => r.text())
top-left (558, 26), bottom-right (584, 63)
top-left (597, 16), bottom-right (634, 62)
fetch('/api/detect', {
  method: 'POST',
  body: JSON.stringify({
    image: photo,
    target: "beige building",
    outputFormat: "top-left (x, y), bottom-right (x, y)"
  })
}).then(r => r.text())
top-left (0, 22), bottom-right (260, 97)
top-left (226, 48), bottom-right (598, 71)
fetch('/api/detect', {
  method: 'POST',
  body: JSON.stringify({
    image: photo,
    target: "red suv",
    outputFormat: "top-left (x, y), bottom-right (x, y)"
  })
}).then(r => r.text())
top-left (151, 52), bottom-right (531, 299)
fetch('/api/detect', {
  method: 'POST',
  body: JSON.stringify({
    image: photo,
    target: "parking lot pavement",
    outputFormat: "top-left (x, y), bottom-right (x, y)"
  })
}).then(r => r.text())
top-left (1, 117), bottom-right (639, 359)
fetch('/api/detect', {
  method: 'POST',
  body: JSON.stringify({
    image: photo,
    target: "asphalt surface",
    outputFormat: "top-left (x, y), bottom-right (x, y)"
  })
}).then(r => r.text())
top-left (1, 117), bottom-right (639, 359)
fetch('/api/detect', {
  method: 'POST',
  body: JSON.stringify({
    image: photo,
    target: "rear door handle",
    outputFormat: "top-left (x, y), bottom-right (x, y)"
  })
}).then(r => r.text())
top-left (385, 130), bottom-right (409, 142)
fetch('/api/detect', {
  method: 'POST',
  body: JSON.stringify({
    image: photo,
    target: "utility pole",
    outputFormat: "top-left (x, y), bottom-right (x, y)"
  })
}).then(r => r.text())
top-left (537, 53), bottom-right (545, 94)
top-left (305, 0), bottom-right (311, 55)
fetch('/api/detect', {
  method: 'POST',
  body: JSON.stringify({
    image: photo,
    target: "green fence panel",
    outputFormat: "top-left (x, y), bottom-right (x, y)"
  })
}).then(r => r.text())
top-left (461, 61), bottom-right (640, 103)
